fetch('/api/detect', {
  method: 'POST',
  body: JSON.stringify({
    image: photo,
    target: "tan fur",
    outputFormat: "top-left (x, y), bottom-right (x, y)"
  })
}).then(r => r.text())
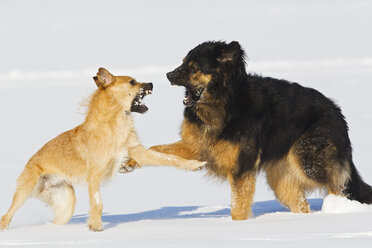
top-left (152, 120), bottom-right (203, 160)
top-left (265, 150), bottom-right (318, 213)
top-left (151, 141), bottom-right (199, 161)
top-left (0, 68), bottom-right (205, 231)
top-left (324, 162), bottom-right (350, 194)
top-left (188, 62), bottom-right (212, 86)
top-left (180, 120), bottom-right (204, 151)
top-left (187, 68), bottom-right (225, 133)
top-left (291, 137), bottom-right (350, 194)
top-left (150, 118), bottom-right (314, 218)
top-left (150, 118), bottom-right (317, 217)
top-left (190, 71), bottom-right (212, 86)
top-left (151, 136), bottom-right (247, 221)
top-left (151, 119), bottom-right (240, 179)
top-left (196, 93), bottom-right (226, 134)
top-left (208, 140), bottom-right (240, 178)
top-left (228, 173), bottom-right (256, 220)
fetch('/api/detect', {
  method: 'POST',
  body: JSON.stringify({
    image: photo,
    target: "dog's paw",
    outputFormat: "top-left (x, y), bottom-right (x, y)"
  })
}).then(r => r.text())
top-left (88, 225), bottom-right (103, 232)
top-left (184, 160), bottom-right (206, 171)
top-left (87, 217), bottom-right (103, 232)
top-left (88, 222), bottom-right (103, 232)
top-left (0, 217), bottom-right (10, 231)
top-left (0, 216), bottom-right (10, 231)
top-left (119, 158), bottom-right (139, 174)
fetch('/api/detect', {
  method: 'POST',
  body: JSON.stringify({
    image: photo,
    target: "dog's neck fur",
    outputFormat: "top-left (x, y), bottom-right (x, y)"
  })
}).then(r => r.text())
top-left (84, 88), bottom-right (131, 129)
top-left (184, 68), bottom-right (249, 137)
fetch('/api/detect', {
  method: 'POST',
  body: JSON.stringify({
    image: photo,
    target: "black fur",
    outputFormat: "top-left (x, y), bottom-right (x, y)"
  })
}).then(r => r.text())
top-left (167, 41), bottom-right (372, 204)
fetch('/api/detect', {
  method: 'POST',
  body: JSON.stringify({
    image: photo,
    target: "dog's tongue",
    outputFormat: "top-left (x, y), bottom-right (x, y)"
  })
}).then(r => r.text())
top-left (183, 91), bottom-right (193, 106)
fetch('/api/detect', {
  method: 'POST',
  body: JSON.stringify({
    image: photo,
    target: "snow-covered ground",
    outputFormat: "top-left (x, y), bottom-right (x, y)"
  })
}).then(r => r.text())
top-left (1, 0), bottom-right (372, 247)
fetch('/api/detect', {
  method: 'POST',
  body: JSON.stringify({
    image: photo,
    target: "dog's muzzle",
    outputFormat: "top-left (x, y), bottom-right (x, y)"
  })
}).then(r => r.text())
top-left (143, 82), bottom-right (153, 92)
top-left (167, 66), bottom-right (185, 86)
top-left (166, 71), bottom-right (177, 85)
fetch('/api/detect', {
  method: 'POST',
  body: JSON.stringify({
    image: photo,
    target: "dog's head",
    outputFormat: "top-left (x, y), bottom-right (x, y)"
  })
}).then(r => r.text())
top-left (166, 41), bottom-right (246, 107)
top-left (93, 68), bottom-right (153, 113)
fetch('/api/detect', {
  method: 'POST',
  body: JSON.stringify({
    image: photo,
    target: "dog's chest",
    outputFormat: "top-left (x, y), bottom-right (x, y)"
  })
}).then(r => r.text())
top-left (197, 139), bottom-right (239, 179)
top-left (182, 120), bottom-right (240, 177)
top-left (105, 148), bottom-right (128, 179)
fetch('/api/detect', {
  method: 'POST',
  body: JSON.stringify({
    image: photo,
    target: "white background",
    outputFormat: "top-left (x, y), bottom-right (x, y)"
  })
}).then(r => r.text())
top-left (0, 0), bottom-right (371, 247)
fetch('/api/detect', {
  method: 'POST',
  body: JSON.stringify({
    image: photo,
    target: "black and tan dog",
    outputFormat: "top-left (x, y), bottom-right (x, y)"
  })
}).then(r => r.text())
top-left (144, 41), bottom-right (372, 220)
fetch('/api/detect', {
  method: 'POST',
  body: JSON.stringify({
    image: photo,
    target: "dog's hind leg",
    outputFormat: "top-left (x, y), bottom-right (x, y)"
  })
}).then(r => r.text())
top-left (51, 184), bottom-right (76, 225)
top-left (266, 158), bottom-right (311, 213)
top-left (1, 165), bottom-right (42, 230)
top-left (87, 169), bottom-right (104, 232)
top-left (36, 175), bottom-right (76, 225)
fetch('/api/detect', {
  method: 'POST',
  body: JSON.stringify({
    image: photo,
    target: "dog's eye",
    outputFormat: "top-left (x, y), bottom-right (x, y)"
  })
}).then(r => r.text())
top-left (190, 65), bottom-right (198, 74)
top-left (130, 80), bottom-right (136, 86)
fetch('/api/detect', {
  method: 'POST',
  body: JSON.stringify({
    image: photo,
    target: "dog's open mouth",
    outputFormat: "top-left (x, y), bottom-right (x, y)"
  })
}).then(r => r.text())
top-left (183, 90), bottom-right (194, 107)
top-left (183, 87), bottom-right (204, 107)
top-left (131, 88), bottom-right (152, 114)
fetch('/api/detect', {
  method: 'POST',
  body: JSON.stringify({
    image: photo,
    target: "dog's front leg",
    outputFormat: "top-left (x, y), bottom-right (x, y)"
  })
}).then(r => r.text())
top-left (87, 169), bottom-right (104, 231)
top-left (118, 130), bottom-right (142, 173)
top-left (228, 173), bottom-right (256, 220)
top-left (150, 141), bottom-right (199, 161)
top-left (124, 130), bottom-right (204, 170)
top-left (128, 145), bottom-right (205, 171)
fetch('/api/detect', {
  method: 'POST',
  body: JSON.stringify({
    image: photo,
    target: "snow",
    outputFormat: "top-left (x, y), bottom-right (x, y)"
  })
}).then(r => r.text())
top-left (1, 0), bottom-right (372, 247)
top-left (321, 194), bottom-right (372, 214)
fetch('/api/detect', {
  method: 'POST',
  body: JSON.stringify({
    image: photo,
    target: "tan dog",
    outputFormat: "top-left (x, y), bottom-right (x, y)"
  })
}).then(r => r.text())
top-left (0, 68), bottom-right (205, 231)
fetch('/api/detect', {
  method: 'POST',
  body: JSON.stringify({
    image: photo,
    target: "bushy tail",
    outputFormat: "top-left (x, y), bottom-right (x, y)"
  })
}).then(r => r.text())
top-left (343, 161), bottom-right (372, 204)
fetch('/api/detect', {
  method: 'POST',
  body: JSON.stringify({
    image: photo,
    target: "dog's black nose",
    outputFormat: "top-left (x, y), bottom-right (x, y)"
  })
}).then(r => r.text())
top-left (143, 82), bottom-right (153, 91)
top-left (166, 72), bottom-right (172, 81)
top-left (167, 71), bottom-right (177, 85)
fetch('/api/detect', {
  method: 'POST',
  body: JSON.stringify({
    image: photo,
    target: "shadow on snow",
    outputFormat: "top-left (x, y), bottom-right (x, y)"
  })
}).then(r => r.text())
top-left (69, 199), bottom-right (323, 230)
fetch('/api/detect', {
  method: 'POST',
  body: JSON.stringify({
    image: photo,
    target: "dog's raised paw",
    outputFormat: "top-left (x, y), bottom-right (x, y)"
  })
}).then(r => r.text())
top-left (119, 158), bottom-right (139, 174)
top-left (119, 165), bottom-right (135, 174)
top-left (185, 160), bottom-right (206, 171)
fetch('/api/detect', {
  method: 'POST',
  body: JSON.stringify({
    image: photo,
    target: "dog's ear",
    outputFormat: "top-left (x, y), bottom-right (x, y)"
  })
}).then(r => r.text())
top-left (94, 68), bottom-right (114, 88)
top-left (217, 41), bottom-right (243, 64)
top-left (93, 76), bottom-right (102, 88)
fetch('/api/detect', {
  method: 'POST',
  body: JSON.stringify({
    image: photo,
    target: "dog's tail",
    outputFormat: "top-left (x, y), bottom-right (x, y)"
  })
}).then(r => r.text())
top-left (343, 161), bottom-right (372, 204)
